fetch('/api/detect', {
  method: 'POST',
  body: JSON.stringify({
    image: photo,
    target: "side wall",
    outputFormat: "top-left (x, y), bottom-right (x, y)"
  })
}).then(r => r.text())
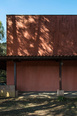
top-left (7, 61), bottom-right (14, 85)
top-left (7, 60), bottom-right (77, 91)
top-left (7, 61), bottom-right (59, 91)
top-left (62, 61), bottom-right (77, 91)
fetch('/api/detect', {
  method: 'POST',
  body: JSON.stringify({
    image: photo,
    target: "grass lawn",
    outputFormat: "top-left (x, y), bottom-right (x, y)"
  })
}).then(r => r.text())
top-left (0, 96), bottom-right (77, 116)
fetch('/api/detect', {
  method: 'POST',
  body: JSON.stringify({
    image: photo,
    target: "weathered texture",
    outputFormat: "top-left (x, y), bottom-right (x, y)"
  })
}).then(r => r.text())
top-left (62, 60), bottom-right (77, 91)
top-left (7, 15), bottom-right (77, 56)
top-left (7, 15), bottom-right (77, 91)
top-left (7, 60), bottom-right (77, 91)
top-left (0, 85), bottom-right (15, 97)
top-left (7, 61), bottom-right (14, 85)
top-left (7, 61), bottom-right (59, 91)
top-left (57, 90), bottom-right (64, 96)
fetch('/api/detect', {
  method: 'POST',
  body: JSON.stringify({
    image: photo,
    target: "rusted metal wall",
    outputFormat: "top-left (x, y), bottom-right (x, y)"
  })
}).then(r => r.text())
top-left (62, 60), bottom-right (77, 91)
top-left (7, 60), bottom-right (77, 91)
top-left (7, 15), bottom-right (77, 56)
top-left (7, 61), bottom-right (59, 91)
top-left (7, 15), bottom-right (77, 91)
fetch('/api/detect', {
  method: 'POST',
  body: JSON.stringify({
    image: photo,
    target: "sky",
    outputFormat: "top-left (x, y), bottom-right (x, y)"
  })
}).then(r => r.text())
top-left (0, 0), bottom-right (77, 42)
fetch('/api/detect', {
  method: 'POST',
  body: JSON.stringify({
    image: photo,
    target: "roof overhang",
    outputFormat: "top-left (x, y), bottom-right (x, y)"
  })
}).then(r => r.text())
top-left (0, 55), bottom-right (77, 70)
top-left (0, 55), bottom-right (77, 61)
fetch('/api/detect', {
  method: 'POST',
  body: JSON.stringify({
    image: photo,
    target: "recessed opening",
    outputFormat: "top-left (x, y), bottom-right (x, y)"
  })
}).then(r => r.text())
top-left (0, 69), bottom-right (6, 85)
top-left (0, 61), bottom-right (6, 85)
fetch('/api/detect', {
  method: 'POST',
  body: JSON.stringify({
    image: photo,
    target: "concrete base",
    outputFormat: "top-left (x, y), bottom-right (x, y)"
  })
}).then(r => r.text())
top-left (15, 90), bottom-right (18, 97)
top-left (57, 89), bottom-right (64, 96)
top-left (0, 85), bottom-right (15, 97)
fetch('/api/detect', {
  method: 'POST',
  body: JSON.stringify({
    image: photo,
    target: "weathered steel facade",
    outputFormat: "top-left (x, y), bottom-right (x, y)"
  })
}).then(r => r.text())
top-left (7, 15), bottom-right (77, 91)
top-left (7, 15), bottom-right (77, 56)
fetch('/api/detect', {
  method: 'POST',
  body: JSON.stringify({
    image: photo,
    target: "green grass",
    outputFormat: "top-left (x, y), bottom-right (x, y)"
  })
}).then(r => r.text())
top-left (0, 96), bottom-right (77, 116)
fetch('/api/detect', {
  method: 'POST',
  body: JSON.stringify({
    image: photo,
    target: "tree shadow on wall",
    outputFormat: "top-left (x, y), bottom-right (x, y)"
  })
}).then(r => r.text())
top-left (7, 15), bottom-right (77, 56)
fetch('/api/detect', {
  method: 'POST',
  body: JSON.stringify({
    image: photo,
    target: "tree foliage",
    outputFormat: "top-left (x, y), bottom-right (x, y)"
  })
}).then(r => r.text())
top-left (0, 21), bottom-right (4, 40)
top-left (0, 21), bottom-right (6, 83)
top-left (0, 42), bottom-right (6, 55)
top-left (0, 70), bottom-right (6, 83)
top-left (0, 21), bottom-right (6, 55)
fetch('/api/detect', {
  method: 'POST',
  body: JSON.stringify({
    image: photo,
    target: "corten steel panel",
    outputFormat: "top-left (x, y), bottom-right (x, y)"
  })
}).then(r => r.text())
top-left (7, 15), bottom-right (77, 56)
top-left (7, 61), bottom-right (59, 91)
top-left (17, 61), bottom-right (59, 91)
top-left (62, 61), bottom-right (77, 91)
top-left (7, 60), bottom-right (77, 91)
top-left (7, 61), bottom-right (14, 85)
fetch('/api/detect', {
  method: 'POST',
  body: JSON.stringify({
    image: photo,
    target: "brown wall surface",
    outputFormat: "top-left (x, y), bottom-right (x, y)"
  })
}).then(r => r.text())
top-left (62, 61), bottom-right (77, 91)
top-left (7, 15), bottom-right (77, 56)
top-left (7, 61), bottom-right (59, 91)
top-left (7, 61), bottom-right (14, 85)
top-left (7, 60), bottom-right (77, 91)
